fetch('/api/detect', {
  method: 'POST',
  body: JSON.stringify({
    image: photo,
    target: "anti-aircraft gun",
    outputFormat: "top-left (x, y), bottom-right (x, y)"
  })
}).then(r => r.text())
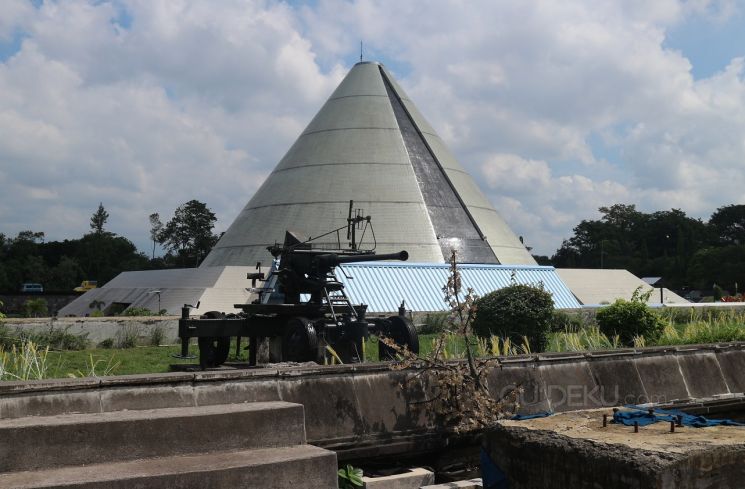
top-left (177, 201), bottom-right (419, 369)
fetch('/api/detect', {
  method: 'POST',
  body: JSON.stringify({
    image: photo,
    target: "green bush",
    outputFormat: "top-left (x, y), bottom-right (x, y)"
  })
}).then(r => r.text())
top-left (16, 326), bottom-right (89, 351)
top-left (550, 310), bottom-right (584, 333)
top-left (23, 298), bottom-right (48, 318)
top-left (418, 312), bottom-right (450, 334)
top-left (472, 283), bottom-right (555, 352)
top-left (596, 288), bottom-right (665, 346)
top-left (121, 307), bottom-right (154, 317)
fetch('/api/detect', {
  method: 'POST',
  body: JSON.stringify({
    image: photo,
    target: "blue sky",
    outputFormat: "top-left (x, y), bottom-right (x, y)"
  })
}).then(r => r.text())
top-left (2, 0), bottom-right (745, 257)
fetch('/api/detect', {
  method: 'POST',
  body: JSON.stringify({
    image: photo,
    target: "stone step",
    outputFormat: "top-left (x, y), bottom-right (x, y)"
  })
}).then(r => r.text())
top-left (0, 444), bottom-right (338, 489)
top-left (0, 401), bottom-right (306, 473)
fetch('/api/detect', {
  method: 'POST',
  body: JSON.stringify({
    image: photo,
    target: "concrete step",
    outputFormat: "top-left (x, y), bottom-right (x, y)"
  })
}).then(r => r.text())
top-left (0, 444), bottom-right (338, 489)
top-left (0, 401), bottom-right (306, 473)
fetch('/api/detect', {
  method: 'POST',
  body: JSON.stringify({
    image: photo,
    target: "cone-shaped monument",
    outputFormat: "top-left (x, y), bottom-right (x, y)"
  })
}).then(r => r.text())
top-left (201, 62), bottom-right (535, 267)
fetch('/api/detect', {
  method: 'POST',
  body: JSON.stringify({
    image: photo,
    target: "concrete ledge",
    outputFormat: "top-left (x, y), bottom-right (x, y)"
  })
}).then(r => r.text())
top-left (487, 409), bottom-right (745, 489)
top-left (0, 445), bottom-right (337, 489)
top-left (362, 467), bottom-right (435, 488)
top-left (421, 479), bottom-right (483, 488)
top-left (0, 402), bottom-right (306, 472)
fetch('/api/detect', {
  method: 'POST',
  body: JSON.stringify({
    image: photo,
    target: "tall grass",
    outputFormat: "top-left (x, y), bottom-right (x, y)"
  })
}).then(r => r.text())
top-left (656, 318), bottom-right (745, 345)
top-left (546, 310), bottom-right (745, 352)
top-left (546, 326), bottom-right (622, 352)
top-left (0, 341), bottom-right (50, 381)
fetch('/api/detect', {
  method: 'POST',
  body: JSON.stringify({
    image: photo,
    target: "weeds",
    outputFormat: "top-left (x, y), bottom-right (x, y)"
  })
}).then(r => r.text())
top-left (115, 323), bottom-right (141, 348)
top-left (0, 341), bottom-right (50, 381)
top-left (68, 353), bottom-right (120, 378)
top-left (148, 325), bottom-right (166, 346)
top-left (546, 326), bottom-right (621, 352)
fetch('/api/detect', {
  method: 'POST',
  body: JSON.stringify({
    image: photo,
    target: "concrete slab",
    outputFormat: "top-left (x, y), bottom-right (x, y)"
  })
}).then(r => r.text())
top-left (194, 379), bottom-right (281, 406)
top-left (0, 445), bottom-right (338, 489)
top-left (278, 375), bottom-right (364, 444)
top-left (0, 402), bottom-right (306, 472)
top-left (100, 385), bottom-right (195, 412)
top-left (488, 408), bottom-right (745, 489)
top-left (716, 349), bottom-right (745, 393)
top-left (487, 364), bottom-right (551, 415)
top-left (634, 355), bottom-right (690, 404)
top-left (351, 370), bottom-right (432, 434)
top-left (588, 357), bottom-right (648, 406)
top-left (362, 467), bottom-right (435, 488)
top-left (538, 361), bottom-right (601, 412)
top-left (0, 391), bottom-right (101, 419)
top-left (421, 479), bottom-right (483, 488)
top-left (676, 352), bottom-right (730, 398)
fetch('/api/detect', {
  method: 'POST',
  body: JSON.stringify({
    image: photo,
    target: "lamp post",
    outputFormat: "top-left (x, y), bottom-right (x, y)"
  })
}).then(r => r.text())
top-left (148, 290), bottom-right (162, 315)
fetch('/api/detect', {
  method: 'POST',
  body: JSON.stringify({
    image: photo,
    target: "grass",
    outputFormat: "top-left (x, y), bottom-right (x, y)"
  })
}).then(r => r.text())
top-left (4, 335), bottom-right (466, 379)
top-left (4, 308), bottom-right (745, 379)
top-left (44, 344), bottom-right (202, 378)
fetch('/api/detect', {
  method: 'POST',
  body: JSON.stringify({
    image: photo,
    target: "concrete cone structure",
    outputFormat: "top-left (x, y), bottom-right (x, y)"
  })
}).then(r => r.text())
top-left (202, 61), bottom-right (534, 266)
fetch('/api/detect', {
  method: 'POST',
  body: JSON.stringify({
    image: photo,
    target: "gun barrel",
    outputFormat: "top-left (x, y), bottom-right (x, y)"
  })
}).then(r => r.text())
top-left (317, 250), bottom-right (408, 268)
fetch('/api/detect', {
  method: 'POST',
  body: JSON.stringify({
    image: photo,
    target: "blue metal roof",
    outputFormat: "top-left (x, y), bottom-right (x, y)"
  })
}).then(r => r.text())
top-left (337, 262), bottom-right (581, 312)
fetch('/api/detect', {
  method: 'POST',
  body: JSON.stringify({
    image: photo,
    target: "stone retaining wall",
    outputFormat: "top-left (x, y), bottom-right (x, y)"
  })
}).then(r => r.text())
top-left (1, 317), bottom-right (180, 346)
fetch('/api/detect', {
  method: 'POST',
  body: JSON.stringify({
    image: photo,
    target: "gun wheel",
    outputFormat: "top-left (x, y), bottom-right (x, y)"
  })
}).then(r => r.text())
top-left (198, 311), bottom-right (230, 369)
top-left (379, 315), bottom-right (419, 360)
top-left (283, 317), bottom-right (319, 363)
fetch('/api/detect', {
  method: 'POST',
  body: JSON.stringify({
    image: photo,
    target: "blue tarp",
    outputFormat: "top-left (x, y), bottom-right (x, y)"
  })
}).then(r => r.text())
top-left (511, 411), bottom-right (553, 421)
top-left (613, 406), bottom-right (745, 428)
top-left (480, 448), bottom-right (509, 489)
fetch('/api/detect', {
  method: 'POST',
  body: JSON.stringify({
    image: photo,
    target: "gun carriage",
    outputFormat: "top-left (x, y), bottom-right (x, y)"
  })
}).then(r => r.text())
top-left (178, 202), bottom-right (419, 369)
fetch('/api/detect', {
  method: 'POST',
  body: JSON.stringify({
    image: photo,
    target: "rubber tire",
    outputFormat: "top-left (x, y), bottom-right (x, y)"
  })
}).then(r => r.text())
top-left (198, 311), bottom-right (230, 369)
top-left (379, 315), bottom-right (419, 360)
top-left (282, 317), bottom-right (319, 363)
top-left (333, 338), bottom-right (365, 364)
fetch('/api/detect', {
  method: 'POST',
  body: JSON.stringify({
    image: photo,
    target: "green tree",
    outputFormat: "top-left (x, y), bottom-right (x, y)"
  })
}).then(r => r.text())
top-left (23, 298), bottom-right (48, 318)
top-left (687, 245), bottom-right (745, 292)
top-left (158, 200), bottom-right (218, 267)
top-left (48, 256), bottom-right (85, 291)
top-left (552, 204), bottom-right (709, 289)
top-left (149, 213), bottom-right (163, 260)
top-left (709, 204), bottom-right (745, 245)
top-left (90, 202), bottom-right (109, 235)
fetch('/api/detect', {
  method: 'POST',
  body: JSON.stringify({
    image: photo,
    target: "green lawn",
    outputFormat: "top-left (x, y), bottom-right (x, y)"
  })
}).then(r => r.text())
top-left (33, 334), bottom-right (457, 379)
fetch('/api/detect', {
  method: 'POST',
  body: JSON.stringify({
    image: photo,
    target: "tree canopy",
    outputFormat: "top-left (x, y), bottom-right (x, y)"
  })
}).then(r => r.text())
top-left (552, 203), bottom-right (743, 294)
top-left (157, 200), bottom-right (219, 267)
top-left (90, 202), bottom-right (109, 235)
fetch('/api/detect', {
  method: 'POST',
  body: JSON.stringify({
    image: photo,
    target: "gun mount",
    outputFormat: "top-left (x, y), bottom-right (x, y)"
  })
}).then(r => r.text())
top-left (177, 201), bottom-right (419, 369)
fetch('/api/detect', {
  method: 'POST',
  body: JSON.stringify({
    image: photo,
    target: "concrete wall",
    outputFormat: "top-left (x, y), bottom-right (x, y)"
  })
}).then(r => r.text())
top-left (1, 317), bottom-right (180, 346)
top-left (483, 425), bottom-right (745, 489)
top-left (0, 343), bottom-right (743, 460)
top-left (0, 294), bottom-right (78, 316)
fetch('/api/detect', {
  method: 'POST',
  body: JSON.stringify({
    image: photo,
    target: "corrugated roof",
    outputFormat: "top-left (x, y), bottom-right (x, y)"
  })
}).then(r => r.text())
top-left (338, 262), bottom-right (581, 312)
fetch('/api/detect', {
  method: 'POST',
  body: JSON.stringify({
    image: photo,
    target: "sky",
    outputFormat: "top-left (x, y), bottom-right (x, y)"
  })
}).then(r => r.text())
top-left (1, 0), bottom-right (745, 257)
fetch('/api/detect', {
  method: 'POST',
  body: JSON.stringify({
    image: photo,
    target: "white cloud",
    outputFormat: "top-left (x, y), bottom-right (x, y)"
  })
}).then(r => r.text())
top-left (0, 0), bottom-right (344, 250)
top-left (1, 0), bottom-right (745, 260)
